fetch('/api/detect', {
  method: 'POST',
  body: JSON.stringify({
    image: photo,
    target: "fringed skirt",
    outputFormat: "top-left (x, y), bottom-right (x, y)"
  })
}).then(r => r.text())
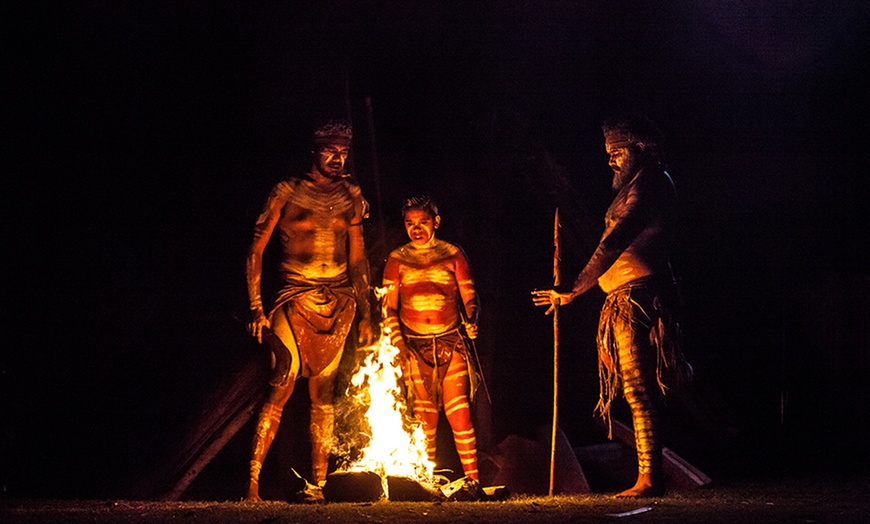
top-left (596, 276), bottom-right (691, 436)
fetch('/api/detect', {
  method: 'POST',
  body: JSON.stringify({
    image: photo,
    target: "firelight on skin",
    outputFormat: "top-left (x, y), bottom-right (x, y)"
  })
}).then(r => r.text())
top-left (532, 114), bottom-right (691, 498)
top-left (382, 196), bottom-right (482, 481)
top-left (244, 120), bottom-right (374, 502)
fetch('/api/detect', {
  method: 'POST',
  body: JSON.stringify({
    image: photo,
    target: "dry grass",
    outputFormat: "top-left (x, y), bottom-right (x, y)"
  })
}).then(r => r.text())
top-left (3, 474), bottom-right (869, 524)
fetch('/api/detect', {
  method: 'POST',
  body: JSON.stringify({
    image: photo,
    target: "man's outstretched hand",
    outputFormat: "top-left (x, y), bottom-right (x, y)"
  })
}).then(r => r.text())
top-left (531, 288), bottom-right (575, 315)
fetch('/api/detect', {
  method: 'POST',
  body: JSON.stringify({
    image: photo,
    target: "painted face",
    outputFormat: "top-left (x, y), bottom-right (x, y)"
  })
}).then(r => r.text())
top-left (313, 142), bottom-right (350, 178)
top-left (403, 208), bottom-right (440, 247)
top-left (605, 140), bottom-right (642, 191)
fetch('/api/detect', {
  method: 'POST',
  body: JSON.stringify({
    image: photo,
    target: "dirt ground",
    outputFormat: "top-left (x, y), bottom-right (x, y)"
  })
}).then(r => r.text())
top-left (3, 473), bottom-right (869, 524)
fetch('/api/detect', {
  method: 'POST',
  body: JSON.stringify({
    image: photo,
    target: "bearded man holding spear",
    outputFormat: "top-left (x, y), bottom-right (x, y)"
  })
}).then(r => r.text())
top-left (532, 114), bottom-right (691, 498)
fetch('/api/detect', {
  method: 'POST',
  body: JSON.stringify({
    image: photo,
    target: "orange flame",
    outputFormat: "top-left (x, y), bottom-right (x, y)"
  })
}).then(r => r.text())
top-left (339, 286), bottom-right (436, 495)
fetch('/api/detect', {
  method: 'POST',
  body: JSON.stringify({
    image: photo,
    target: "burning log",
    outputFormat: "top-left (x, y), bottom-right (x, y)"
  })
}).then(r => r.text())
top-left (386, 476), bottom-right (445, 502)
top-left (321, 471), bottom-right (506, 503)
top-left (322, 471), bottom-right (384, 502)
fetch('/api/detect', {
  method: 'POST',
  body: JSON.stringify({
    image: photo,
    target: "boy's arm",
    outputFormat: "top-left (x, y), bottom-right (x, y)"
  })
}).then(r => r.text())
top-left (454, 249), bottom-right (480, 337)
top-left (381, 256), bottom-right (408, 355)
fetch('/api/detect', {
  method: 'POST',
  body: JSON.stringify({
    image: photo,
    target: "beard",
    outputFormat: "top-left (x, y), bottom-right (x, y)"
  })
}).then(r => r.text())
top-left (611, 151), bottom-right (642, 190)
top-left (611, 165), bottom-right (633, 190)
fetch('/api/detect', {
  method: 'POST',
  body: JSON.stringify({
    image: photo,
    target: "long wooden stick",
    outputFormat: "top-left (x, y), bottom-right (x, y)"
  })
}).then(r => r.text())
top-left (364, 96), bottom-right (387, 251)
top-left (549, 208), bottom-right (561, 496)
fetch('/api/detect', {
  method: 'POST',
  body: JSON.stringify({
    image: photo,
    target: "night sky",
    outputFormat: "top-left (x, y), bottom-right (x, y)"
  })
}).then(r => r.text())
top-left (5, 1), bottom-right (869, 500)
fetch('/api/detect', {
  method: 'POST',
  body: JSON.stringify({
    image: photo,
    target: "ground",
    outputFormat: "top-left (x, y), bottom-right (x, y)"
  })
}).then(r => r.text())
top-left (3, 474), bottom-right (869, 524)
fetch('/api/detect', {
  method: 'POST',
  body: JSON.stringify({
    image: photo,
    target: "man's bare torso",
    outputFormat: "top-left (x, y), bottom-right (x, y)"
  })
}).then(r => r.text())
top-left (388, 240), bottom-right (466, 335)
top-left (265, 177), bottom-right (361, 281)
top-left (597, 169), bottom-right (675, 294)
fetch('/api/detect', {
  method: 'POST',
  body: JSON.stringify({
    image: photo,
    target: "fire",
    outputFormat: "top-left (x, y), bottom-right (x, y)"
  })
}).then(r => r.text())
top-left (338, 286), bottom-right (436, 495)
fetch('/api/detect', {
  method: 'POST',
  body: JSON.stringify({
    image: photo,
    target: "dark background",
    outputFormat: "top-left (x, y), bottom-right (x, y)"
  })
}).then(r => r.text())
top-left (4, 1), bottom-right (869, 500)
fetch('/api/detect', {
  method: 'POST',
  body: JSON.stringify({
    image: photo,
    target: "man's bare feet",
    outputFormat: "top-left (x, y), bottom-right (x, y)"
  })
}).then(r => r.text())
top-left (244, 481), bottom-right (262, 502)
top-left (614, 484), bottom-right (664, 498)
top-left (613, 474), bottom-right (665, 498)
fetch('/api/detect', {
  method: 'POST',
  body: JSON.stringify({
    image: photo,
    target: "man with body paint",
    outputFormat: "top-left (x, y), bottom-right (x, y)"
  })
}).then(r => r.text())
top-left (533, 114), bottom-right (691, 498)
top-left (244, 120), bottom-right (374, 501)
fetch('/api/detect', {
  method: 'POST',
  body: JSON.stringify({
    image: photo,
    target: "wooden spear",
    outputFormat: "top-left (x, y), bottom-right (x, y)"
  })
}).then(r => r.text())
top-left (549, 208), bottom-right (561, 496)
